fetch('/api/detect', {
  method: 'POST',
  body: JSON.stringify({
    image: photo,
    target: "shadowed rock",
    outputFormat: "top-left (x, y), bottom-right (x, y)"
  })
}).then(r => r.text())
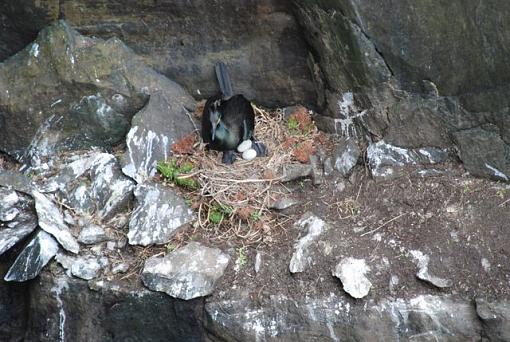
top-left (4, 230), bottom-right (59, 282)
top-left (333, 137), bottom-right (360, 176)
top-left (142, 242), bottom-right (229, 300)
top-left (0, 188), bottom-right (38, 256)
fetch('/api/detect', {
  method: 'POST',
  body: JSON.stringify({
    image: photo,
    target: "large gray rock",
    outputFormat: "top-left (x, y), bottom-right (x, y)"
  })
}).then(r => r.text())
top-left (289, 213), bottom-right (328, 274)
top-left (0, 188), bottom-right (38, 256)
top-left (127, 183), bottom-right (194, 246)
top-left (333, 137), bottom-right (360, 176)
top-left (122, 92), bottom-right (195, 183)
top-left (476, 298), bottom-right (510, 341)
top-left (454, 127), bottom-right (510, 182)
top-left (0, 1), bottom-right (315, 108)
top-left (367, 140), bottom-right (449, 181)
top-left (142, 242), bottom-right (230, 300)
top-left (4, 230), bottom-right (59, 282)
top-left (0, 20), bottom-right (195, 164)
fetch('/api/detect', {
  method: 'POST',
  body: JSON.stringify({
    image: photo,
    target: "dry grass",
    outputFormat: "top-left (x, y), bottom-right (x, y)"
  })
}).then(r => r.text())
top-left (161, 104), bottom-right (330, 246)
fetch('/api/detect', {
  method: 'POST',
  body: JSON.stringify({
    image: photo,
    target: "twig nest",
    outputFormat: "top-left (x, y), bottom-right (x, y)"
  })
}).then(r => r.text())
top-left (242, 148), bottom-right (257, 161)
top-left (237, 140), bottom-right (252, 153)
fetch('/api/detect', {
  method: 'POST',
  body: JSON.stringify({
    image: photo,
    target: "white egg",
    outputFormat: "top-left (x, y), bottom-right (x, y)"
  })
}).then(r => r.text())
top-left (242, 148), bottom-right (257, 161)
top-left (237, 140), bottom-right (252, 153)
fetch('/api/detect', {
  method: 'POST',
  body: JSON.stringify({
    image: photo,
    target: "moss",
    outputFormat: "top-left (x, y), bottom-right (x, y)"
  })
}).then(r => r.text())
top-left (157, 159), bottom-right (199, 190)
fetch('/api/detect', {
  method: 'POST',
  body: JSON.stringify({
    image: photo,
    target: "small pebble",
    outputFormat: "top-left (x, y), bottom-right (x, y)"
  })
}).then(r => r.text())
top-left (237, 140), bottom-right (252, 153)
top-left (242, 148), bottom-right (257, 161)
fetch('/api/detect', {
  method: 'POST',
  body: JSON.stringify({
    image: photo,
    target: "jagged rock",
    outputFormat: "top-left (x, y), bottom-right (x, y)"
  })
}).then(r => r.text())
top-left (289, 213), bottom-right (328, 273)
top-left (309, 155), bottom-right (324, 185)
top-left (4, 230), bottom-right (59, 282)
top-left (127, 183), bottom-right (194, 246)
top-left (476, 298), bottom-right (510, 341)
top-left (142, 242), bottom-right (229, 300)
top-left (454, 127), bottom-right (510, 182)
top-left (122, 92), bottom-right (195, 183)
top-left (254, 252), bottom-right (262, 274)
top-left (410, 250), bottom-right (452, 289)
top-left (32, 190), bottom-right (79, 254)
top-left (0, 188), bottom-right (38, 256)
top-left (0, 20), bottom-right (198, 169)
top-left (268, 196), bottom-right (300, 210)
top-left (333, 258), bottom-right (372, 299)
top-left (71, 256), bottom-right (108, 281)
top-left (78, 224), bottom-right (108, 245)
top-left (367, 140), bottom-right (449, 181)
top-left (0, 170), bottom-right (33, 194)
top-left (112, 263), bottom-right (129, 275)
top-left (333, 137), bottom-right (360, 176)
top-left (281, 164), bottom-right (312, 182)
top-left (89, 153), bottom-right (134, 220)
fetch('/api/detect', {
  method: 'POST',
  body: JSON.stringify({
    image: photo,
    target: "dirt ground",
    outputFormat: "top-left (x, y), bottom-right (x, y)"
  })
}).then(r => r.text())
top-left (213, 162), bottom-right (510, 303)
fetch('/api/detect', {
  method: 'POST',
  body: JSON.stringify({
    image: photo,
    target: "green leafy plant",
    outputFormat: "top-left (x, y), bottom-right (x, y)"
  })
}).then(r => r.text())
top-left (287, 117), bottom-right (300, 134)
top-left (249, 211), bottom-right (262, 222)
top-left (208, 203), bottom-right (234, 224)
top-left (157, 159), bottom-right (199, 190)
top-left (236, 247), bottom-right (248, 269)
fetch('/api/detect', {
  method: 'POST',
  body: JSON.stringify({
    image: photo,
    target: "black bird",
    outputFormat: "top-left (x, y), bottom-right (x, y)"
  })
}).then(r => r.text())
top-left (201, 62), bottom-right (266, 164)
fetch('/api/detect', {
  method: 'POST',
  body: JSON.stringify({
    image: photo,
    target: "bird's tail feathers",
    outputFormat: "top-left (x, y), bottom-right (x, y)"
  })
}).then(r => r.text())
top-left (215, 62), bottom-right (234, 98)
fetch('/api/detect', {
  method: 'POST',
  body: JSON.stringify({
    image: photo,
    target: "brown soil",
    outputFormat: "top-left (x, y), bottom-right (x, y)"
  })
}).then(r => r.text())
top-left (212, 162), bottom-right (510, 302)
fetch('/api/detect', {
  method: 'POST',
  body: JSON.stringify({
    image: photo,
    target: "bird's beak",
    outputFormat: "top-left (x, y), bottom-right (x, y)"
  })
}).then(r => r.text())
top-left (211, 125), bottom-right (216, 141)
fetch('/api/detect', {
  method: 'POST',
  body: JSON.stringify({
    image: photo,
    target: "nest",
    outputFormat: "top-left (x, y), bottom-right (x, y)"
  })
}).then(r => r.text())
top-left (160, 104), bottom-right (330, 246)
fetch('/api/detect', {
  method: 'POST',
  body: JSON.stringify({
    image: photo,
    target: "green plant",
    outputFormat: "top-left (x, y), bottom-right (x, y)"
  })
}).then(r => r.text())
top-left (157, 160), bottom-right (199, 190)
top-left (208, 203), bottom-right (234, 224)
top-left (250, 211), bottom-right (262, 222)
top-left (236, 247), bottom-right (248, 269)
top-left (166, 243), bottom-right (176, 253)
top-left (287, 117), bottom-right (300, 134)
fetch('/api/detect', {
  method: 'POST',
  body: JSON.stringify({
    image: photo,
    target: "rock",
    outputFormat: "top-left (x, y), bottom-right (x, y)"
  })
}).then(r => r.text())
top-left (26, 272), bottom-right (209, 341)
top-left (122, 92), bottom-right (195, 183)
top-left (127, 183), bottom-right (194, 246)
top-left (410, 250), bottom-right (452, 289)
top-left (142, 242), bottom-right (229, 300)
top-left (309, 155), bottom-right (324, 185)
top-left (0, 170), bottom-right (34, 194)
top-left (367, 140), bottom-right (449, 181)
top-left (281, 164), bottom-right (312, 182)
top-left (323, 157), bottom-right (334, 176)
top-left (333, 138), bottom-right (360, 176)
top-left (254, 252), bottom-right (262, 274)
top-left (70, 256), bottom-right (107, 281)
top-left (0, 188), bottom-right (38, 256)
top-left (476, 298), bottom-right (510, 341)
top-left (289, 213), bottom-right (328, 273)
top-left (454, 127), bottom-right (510, 182)
top-left (4, 230), bottom-right (59, 282)
top-left (88, 153), bottom-right (134, 220)
top-left (112, 263), bottom-right (129, 275)
top-left (0, 21), bottom-right (148, 160)
top-left (32, 190), bottom-right (79, 254)
top-left (268, 196), bottom-right (300, 211)
top-left (332, 257), bottom-right (372, 299)
top-left (78, 224), bottom-right (108, 245)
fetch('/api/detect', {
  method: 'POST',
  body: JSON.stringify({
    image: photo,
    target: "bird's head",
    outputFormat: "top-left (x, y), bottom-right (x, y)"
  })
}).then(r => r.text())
top-left (209, 109), bottom-right (222, 141)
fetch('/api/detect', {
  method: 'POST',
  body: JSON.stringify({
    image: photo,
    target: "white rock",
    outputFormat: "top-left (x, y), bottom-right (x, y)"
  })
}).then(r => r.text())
top-left (237, 140), bottom-right (252, 153)
top-left (333, 257), bottom-right (372, 299)
top-left (242, 148), bottom-right (257, 161)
